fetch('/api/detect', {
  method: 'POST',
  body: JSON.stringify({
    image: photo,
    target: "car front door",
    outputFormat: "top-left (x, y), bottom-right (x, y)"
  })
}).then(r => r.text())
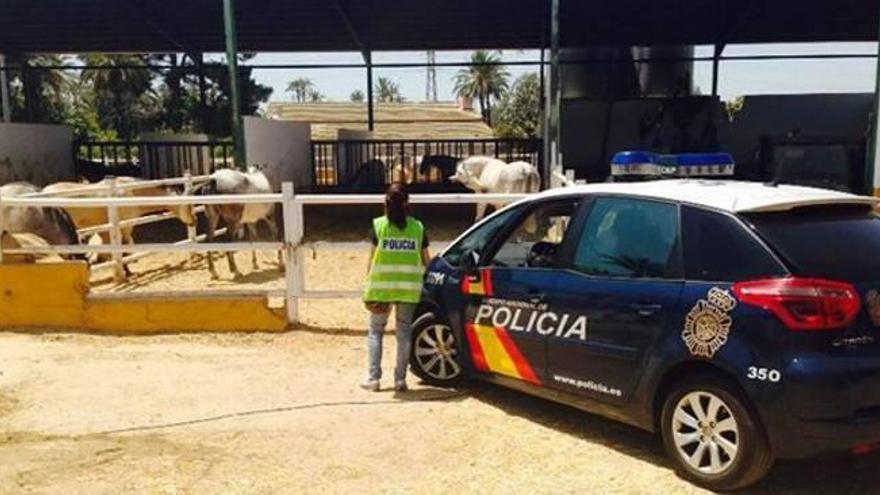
top-left (460, 198), bottom-right (581, 386)
top-left (547, 196), bottom-right (684, 405)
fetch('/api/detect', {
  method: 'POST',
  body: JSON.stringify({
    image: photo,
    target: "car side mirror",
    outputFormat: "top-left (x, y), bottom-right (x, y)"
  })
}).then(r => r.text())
top-left (460, 249), bottom-right (480, 274)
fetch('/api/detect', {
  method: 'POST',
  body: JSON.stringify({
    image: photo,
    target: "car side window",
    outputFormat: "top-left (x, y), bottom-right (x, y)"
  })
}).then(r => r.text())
top-left (487, 199), bottom-right (579, 268)
top-left (682, 206), bottom-right (785, 282)
top-left (443, 206), bottom-right (521, 266)
top-left (572, 197), bottom-right (680, 279)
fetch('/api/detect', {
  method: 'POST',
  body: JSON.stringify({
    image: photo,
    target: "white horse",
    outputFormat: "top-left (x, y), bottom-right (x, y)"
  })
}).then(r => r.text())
top-left (199, 166), bottom-right (281, 279)
top-left (449, 156), bottom-right (541, 221)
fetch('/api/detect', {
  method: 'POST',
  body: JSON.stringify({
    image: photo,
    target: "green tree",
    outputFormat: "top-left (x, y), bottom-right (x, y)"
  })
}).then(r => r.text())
top-left (195, 54), bottom-right (273, 137)
top-left (495, 72), bottom-right (541, 138)
top-left (286, 77), bottom-right (315, 102)
top-left (374, 77), bottom-right (404, 102)
top-left (6, 55), bottom-right (72, 125)
top-left (350, 89), bottom-right (365, 102)
top-left (308, 89), bottom-right (324, 102)
top-left (80, 54), bottom-right (155, 140)
top-left (453, 50), bottom-right (509, 126)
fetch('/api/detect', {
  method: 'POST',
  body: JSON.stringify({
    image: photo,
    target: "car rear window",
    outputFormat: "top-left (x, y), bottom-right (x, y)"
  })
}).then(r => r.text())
top-left (682, 206), bottom-right (785, 282)
top-left (745, 205), bottom-right (880, 283)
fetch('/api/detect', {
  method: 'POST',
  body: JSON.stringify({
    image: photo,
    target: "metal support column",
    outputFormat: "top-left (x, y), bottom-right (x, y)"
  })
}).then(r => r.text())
top-left (711, 44), bottom-right (724, 97)
top-left (196, 53), bottom-right (208, 133)
top-left (365, 51), bottom-right (375, 131)
top-left (868, 34), bottom-right (880, 195)
top-left (22, 58), bottom-right (33, 122)
top-left (543, 0), bottom-right (561, 188)
top-left (0, 54), bottom-right (10, 122)
top-left (223, 0), bottom-right (246, 167)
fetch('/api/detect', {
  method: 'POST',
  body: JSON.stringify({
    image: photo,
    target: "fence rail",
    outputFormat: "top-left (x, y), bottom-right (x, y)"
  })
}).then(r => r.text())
top-left (310, 138), bottom-right (543, 191)
top-left (76, 140), bottom-right (236, 180)
top-left (0, 182), bottom-right (531, 326)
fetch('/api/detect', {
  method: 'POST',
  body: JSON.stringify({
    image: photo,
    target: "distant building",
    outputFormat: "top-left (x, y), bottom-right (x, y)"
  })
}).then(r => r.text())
top-left (265, 100), bottom-right (493, 140)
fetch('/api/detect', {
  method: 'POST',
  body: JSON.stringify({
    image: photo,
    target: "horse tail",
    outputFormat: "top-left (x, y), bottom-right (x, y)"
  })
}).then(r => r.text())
top-left (46, 207), bottom-right (88, 261)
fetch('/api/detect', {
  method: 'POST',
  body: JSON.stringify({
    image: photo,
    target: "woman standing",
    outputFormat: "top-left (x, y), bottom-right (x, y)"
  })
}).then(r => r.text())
top-left (361, 183), bottom-right (431, 393)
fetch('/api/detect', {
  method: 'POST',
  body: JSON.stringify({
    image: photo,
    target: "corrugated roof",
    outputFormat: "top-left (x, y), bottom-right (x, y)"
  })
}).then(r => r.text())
top-left (1, 0), bottom-right (876, 54)
top-left (266, 101), bottom-right (495, 140)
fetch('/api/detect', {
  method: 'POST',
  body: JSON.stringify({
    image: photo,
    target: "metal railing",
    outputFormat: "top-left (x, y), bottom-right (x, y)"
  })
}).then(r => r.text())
top-left (76, 140), bottom-right (236, 180)
top-left (310, 138), bottom-right (543, 191)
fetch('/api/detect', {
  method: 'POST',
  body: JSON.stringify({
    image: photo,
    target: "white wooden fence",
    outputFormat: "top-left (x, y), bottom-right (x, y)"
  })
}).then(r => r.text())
top-left (0, 180), bottom-right (533, 325)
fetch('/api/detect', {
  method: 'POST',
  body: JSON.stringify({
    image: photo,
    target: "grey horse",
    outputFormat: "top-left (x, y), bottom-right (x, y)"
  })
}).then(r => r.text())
top-left (0, 182), bottom-right (84, 260)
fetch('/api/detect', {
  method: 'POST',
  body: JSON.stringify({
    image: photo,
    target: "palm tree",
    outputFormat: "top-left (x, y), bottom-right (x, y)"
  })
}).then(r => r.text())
top-left (374, 77), bottom-right (403, 103)
top-left (350, 89), bottom-right (365, 102)
top-left (286, 77), bottom-right (315, 102)
top-left (453, 50), bottom-right (510, 126)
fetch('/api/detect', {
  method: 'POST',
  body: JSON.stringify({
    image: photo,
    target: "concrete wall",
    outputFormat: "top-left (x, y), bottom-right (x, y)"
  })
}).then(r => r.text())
top-left (0, 123), bottom-right (74, 186)
top-left (244, 117), bottom-right (312, 191)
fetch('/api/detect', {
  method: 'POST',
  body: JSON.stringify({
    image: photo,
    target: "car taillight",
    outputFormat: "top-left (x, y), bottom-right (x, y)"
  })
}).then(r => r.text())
top-left (732, 277), bottom-right (861, 331)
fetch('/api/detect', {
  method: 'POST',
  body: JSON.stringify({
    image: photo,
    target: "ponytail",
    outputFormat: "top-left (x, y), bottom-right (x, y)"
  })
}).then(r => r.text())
top-left (385, 183), bottom-right (409, 229)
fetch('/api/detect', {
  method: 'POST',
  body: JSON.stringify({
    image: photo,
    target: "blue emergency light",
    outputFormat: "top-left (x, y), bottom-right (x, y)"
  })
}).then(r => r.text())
top-left (610, 151), bottom-right (735, 181)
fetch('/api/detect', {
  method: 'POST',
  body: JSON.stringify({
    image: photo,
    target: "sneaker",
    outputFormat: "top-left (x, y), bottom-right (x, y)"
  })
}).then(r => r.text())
top-left (394, 380), bottom-right (408, 393)
top-left (360, 379), bottom-right (380, 392)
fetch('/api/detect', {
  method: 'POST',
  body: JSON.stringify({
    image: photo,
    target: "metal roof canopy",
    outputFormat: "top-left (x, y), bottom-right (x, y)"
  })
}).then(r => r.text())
top-left (1, 0), bottom-right (878, 54)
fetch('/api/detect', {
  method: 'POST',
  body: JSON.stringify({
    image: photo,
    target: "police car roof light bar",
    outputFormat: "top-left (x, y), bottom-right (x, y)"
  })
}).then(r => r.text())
top-left (610, 151), bottom-right (735, 180)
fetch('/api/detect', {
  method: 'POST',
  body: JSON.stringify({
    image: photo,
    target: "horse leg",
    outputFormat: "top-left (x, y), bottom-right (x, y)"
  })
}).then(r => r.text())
top-left (265, 212), bottom-right (283, 268)
top-left (205, 209), bottom-right (220, 279)
top-left (475, 202), bottom-right (487, 222)
top-left (121, 228), bottom-right (134, 277)
top-left (226, 221), bottom-right (242, 278)
top-left (247, 223), bottom-right (259, 270)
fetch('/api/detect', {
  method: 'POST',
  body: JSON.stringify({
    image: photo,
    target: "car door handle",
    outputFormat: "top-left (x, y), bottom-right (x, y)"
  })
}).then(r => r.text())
top-left (629, 303), bottom-right (662, 317)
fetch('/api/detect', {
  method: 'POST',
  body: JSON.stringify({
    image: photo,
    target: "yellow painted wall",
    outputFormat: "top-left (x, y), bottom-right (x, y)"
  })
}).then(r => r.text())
top-left (0, 262), bottom-right (287, 333)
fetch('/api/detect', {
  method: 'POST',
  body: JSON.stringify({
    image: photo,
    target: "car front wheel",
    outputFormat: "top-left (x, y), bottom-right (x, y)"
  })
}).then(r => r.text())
top-left (409, 312), bottom-right (463, 386)
top-left (660, 375), bottom-right (774, 491)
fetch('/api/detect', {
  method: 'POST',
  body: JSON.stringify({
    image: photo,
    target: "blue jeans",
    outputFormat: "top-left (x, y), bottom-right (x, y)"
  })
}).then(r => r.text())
top-left (367, 303), bottom-right (416, 383)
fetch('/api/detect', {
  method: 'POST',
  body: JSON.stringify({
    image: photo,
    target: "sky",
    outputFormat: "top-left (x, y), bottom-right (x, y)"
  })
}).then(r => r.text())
top-left (247, 43), bottom-right (878, 104)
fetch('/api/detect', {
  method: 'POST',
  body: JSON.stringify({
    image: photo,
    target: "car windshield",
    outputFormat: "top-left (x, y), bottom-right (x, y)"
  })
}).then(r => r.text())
top-left (744, 204), bottom-right (880, 283)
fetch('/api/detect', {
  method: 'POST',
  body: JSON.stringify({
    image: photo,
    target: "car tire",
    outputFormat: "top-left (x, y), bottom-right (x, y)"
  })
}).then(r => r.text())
top-left (409, 312), bottom-right (464, 386)
top-left (660, 375), bottom-right (774, 491)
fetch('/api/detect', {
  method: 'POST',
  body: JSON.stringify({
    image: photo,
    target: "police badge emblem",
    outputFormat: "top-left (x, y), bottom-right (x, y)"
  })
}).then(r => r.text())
top-left (682, 287), bottom-right (737, 358)
top-left (865, 289), bottom-right (880, 326)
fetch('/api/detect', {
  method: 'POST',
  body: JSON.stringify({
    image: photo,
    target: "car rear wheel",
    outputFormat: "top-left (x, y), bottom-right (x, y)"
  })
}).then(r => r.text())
top-left (409, 312), bottom-right (463, 386)
top-left (660, 375), bottom-right (774, 491)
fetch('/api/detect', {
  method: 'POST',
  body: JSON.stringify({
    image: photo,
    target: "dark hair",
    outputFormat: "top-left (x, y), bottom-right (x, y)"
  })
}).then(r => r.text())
top-left (385, 183), bottom-right (409, 229)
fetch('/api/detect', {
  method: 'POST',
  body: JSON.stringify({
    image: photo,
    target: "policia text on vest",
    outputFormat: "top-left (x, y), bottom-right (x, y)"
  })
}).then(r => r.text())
top-left (364, 216), bottom-right (427, 304)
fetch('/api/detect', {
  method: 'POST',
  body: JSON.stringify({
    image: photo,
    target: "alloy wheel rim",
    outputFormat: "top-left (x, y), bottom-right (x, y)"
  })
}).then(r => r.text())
top-left (414, 324), bottom-right (461, 380)
top-left (671, 391), bottom-right (740, 475)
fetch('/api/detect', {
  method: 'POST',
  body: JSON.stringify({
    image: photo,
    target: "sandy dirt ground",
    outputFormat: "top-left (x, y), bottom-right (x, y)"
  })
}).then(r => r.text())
top-left (2, 331), bottom-right (879, 495)
top-left (90, 248), bottom-right (381, 330)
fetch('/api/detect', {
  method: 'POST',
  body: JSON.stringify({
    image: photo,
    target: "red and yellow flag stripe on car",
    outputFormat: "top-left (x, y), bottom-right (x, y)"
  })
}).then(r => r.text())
top-left (461, 269), bottom-right (541, 385)
top-left (465, 323), bottom-right (541, 385)
top-left (461, 269), bottom-right (494, 296)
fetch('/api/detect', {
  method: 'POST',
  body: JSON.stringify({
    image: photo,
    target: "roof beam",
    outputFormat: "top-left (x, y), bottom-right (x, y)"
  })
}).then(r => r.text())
top-left (331, 0), bottom-right (369, 61)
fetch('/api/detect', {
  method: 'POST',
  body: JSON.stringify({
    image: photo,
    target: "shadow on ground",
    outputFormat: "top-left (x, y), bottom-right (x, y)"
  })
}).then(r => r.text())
top-left (464, 381), bottom-right (880, 493)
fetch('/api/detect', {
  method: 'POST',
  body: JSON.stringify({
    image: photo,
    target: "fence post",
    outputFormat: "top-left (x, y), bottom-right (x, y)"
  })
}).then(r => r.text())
top-left (183, 169), bottom-right (197, 260)
top-left (107, 176), bottom-right (126, 282)
top-left (0, 189), bottom-right (5, 264)
top-left (281, 182), bottom-right (302, 325)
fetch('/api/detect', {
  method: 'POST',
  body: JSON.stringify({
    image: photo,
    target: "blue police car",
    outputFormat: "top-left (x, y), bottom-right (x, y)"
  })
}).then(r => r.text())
top-left (408, 176), bottom-right (880, 490)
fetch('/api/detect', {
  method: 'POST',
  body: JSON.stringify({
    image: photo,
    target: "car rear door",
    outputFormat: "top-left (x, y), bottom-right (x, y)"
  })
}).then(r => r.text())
top-left (460, 197), bottom-right (581, 386)
top-left (546, 196), bottom-right (684, 405)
